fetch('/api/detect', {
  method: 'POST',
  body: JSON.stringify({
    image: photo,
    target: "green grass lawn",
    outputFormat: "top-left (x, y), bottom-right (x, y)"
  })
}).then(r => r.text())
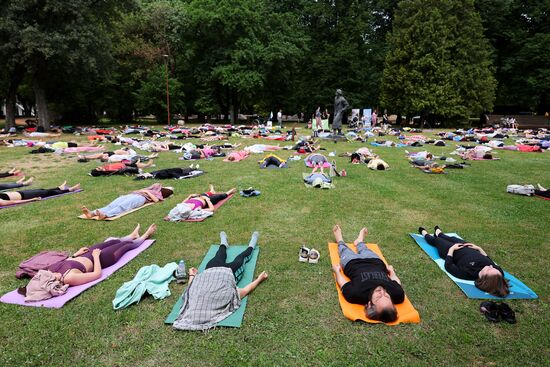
top-left (0, 129), bottom-right (549, 366)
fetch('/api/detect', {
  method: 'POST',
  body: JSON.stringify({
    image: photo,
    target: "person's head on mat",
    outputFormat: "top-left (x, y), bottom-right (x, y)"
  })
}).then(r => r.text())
top-left (332, 225), bottom-right (405, 324)
top-left (419, 226), bottom-right (509, 297)
top-left (160, 186), bottom-right (174, 198)
top-left (365, 286), bottom-right (398, 322)
top-left (18, 224), bottom-right (156, 301)
top-left (483, 153), bottom-right (493, 160)
top-left (475, 265), bottom-right (509, 297)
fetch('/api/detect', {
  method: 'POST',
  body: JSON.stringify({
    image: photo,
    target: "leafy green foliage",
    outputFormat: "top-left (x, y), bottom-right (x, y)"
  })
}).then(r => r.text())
top-left (381, 0), bottom-right (496, 121)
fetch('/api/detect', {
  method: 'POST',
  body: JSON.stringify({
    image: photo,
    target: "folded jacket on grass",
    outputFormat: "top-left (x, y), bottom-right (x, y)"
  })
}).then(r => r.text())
top-left (78, 202), bottom-right (155, 221)
top-left (409, 233), bottom-right (538, 299)
top-left (182, 193), bottom-right (233, 222)
top-left (328, 242), bottom-right (420, 325)
top-left (165, 245), bottom-right (260, 328)
top-left (0, 189), bottom-right (83, 210)
top-left (113, 262), bottom-right (177, 310)
top-left (0, 239), bottom-right (156, 308)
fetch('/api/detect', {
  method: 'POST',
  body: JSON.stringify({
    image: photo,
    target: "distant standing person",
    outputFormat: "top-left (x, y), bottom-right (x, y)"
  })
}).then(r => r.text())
top-left (371, 110), bottom-right (378, 128)
top-left (277, 109), bottom-right (283, 128)
top-left (332, 89), bottom-right (349, 136)
top-left (315, 107), bottom-right (322, 135)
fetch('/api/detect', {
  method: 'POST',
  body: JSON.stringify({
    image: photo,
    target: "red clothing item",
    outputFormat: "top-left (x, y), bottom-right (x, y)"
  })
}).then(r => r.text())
top-left (516, 144), bottom-right (541, 152)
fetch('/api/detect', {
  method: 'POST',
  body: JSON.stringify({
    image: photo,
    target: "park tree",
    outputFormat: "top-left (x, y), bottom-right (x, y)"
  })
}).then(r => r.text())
top-left (380, 0), bottom-right (496, 123)
top-left (0, 0), bottom-right (133, 130)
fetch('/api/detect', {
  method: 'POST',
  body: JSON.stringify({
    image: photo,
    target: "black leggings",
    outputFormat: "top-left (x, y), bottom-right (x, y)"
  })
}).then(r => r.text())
top-left (80, 239), bottom-right (144, 268)
top-left (535, 190), bottom-right (550, 198)
top-left (0, 182), bottom-right (24, 191)
top-left (18, 188), bottom-right (69, 200)
top-left (0, 172), bottom-right (15, 178)
top-left (201, 193), bottom-right (228, 206)
top-left (152, 168), bottom-right (194, 179)
top-left (261, 156), bottom-right (283, 167)
top-left (424, 233), bottom-right (466, 259)
top-left (205, 245), bottom-right (253, 282)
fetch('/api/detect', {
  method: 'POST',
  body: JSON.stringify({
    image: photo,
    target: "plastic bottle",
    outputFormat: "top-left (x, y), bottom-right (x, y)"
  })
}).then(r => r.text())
top-left (175, 260), bottom-right (187, 283)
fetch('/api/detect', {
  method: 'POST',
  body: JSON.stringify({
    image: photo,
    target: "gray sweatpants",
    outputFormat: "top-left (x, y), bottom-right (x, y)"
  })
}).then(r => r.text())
top-left (338, 241), bottom-right (380, 269)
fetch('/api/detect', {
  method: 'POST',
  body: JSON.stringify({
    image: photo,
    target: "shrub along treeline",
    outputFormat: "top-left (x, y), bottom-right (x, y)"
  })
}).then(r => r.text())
top-left (1, 0), bottom-right (549, 129)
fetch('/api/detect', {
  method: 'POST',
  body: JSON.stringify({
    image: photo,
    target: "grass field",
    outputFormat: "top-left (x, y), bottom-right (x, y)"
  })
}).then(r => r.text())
top-left (0, 129), bottom-right (549, 366)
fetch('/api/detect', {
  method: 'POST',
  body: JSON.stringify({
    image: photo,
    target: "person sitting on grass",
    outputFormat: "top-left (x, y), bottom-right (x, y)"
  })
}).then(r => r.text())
top-left (0, 181), bottom-right (80, 206)
top-left (18, 224), bottom-right (157, 301)
top-left (331, 225), bottom-right (404, 323)
top-left (164, 185), bottom-right (236, 222)
top-left (0, 176), bottom-right (34, 191)
top-left (81, 183), bottom-right (174, 219)
top-left (419, 226), bottom-right (509, 297)
top-left (173, 231), bottom-right (268, 331)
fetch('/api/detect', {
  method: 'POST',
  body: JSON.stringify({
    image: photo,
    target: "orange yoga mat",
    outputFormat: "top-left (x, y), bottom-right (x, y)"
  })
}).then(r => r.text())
top-left (328, 242), bottom-right (421, 325)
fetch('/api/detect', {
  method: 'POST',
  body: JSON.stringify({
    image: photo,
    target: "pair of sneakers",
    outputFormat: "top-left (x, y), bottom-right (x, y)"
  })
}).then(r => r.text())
top-left (479, 301), bottom-right (516, 324)
top-left (299, 246), bottom-right (320, 264)
top-left (189, 163), bottom-right (200, 169)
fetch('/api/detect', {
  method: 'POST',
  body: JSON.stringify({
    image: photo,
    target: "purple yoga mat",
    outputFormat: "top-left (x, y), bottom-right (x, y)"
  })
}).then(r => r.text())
top-left (0, 189), bottom-right (83, 209)
top-left (0, 239), bottom-right (155, 308)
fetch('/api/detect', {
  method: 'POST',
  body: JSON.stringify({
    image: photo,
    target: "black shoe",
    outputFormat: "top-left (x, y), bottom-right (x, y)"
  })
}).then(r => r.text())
top-left (418, 227), bottom-right (427, 235)
top-left (480, 301), bottom-right (500, 323)
top-left (498, 303), bottom-right (516, 324)
top-left (434, 225), bottom-right (442, 236)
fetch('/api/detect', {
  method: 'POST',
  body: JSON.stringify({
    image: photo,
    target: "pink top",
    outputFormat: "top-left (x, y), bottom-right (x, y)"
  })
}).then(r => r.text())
top-left (133, 183), bottom-right (164, 201)
top-left (201, 147), bottom-right (216, 158)
top-left (184, 199), bottom-right (203, 210)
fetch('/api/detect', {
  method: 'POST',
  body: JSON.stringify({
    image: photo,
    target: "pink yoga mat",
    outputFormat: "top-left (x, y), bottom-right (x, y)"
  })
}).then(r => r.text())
top-left (0, 239), bottom-right (155, 308)
top-left (183, 194), bottom-right (233, 222)
top-left (0, 189), bottom-right (83, 209)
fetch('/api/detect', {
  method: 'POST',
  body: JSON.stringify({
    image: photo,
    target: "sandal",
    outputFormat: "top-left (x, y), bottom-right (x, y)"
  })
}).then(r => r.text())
top-left (479, 301), bottom-right (500, 323)
top-left (308, 249), bottom-right (320, 264)
top-left (498, 302), bottom-right (516, 324)
top-left (299, 246), bottom-right (310, 263)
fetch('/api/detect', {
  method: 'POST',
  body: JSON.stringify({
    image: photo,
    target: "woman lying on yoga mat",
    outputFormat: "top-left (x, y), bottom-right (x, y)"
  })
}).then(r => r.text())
top-left (0, 177), bottom-right (33, 191)
top-left (19, 224), bottom-right (157, 300)
top-left (419, 226), bottom-right (509, 297)
top-left (0, 181), bottom-right (80, 205)
top-left (331, 225), bottom-right (404, 323)
top-left (164, 185), bottom-right (235, 221)
top-left (534, 184), bottom-right (550, 198)
top-left (259, 155), bottom-right (288, 168)
top-left (173, 231), bottom-right (268, 331)
top-left (81, 183), bottom-right (173, 219)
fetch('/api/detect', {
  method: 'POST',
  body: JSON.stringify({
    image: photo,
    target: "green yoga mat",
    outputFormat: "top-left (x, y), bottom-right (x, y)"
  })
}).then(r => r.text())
top-left (165, 245), bottom-right (260, 327)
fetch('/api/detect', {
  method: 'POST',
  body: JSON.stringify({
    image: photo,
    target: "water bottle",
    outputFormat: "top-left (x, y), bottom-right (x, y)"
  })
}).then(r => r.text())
top-left (175, 260), bottom-right (187, 283)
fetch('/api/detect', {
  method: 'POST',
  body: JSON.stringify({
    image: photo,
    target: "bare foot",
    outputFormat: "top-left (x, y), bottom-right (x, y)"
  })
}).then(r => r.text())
top-left (81, 206), bottom-right (93, 219)
top-left (58, 181), bottom-right (67, 190)
top-left (332, 224), bottom-right (344, 243)
top-left (537, 184), bottom-right (546, 191)
top-left (23, 177), bottom-right (34, 185)
top-left (129, 224), bottom-right (141, 239)
top-left (69, 183), bottom-right (80, 191)
top-left (16, 177), bottom-right (25, 184)
top-left (227, 188), bottom-right (236, 195)
top-left (354, 228), bottom-right (368, 246)
top-left (209, 184), bottom-right (215, 193)
top-left (142, 224), bottom-right (157, 239)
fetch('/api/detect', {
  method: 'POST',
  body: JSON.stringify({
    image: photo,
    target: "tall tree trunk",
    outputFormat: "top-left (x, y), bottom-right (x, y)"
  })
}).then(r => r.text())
top-left (33, 77), bottom-right (50, 130)
top-left (4, 65), bottom-right (24, 129)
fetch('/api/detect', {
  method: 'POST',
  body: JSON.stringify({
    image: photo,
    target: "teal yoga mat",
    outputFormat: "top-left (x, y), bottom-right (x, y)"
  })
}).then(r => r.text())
top-left (409, 233), bottom-right (538, 299)
top-left (165, 245), bottom-right (260, 327)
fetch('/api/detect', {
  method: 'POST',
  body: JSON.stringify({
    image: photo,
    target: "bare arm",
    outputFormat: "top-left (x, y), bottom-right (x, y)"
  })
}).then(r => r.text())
top-left (63, 250), bottom-right (102, 286)
top-left (142, 190), bottom-right (159, 202)
top-left (332, 264), bottom-right (349, 289)
top-left (202, 197), bottom-right (215, 212)
top-left (0, 197), bottom-right (41, 205)
top-left (387, 265), bottom-right (402, 285)
top-left (238, 271), bottom-right (268, 299)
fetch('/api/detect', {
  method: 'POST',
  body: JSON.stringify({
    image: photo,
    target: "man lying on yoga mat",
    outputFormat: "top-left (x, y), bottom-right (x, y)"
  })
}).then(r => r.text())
top-left (303, 167), bottom-right (332, 185)
top-left (164, 185), bottom-right (235, 221)
top-left (173, 231), bottom-right (268, 330)
top-left (419, 226), bottom-right (509, 297)
top-left (18, 224), bottom-right (156, 301)
top-left (0, 177), bottom-right (33, 191)
top-left (331, 225), bottom-right (404, 323)
top-left (0, 181), bottom-right (80, 206)
top-left (81, 183), bottom-right (173, 219)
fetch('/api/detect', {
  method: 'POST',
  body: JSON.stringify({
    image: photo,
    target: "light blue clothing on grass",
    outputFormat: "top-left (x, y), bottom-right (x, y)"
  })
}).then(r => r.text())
top-left (304, 173), bottom-right (332, 185)
top-left (97, 194), bottom-right (147, 218)
top-left (113, 262), bottom-right (178, 310)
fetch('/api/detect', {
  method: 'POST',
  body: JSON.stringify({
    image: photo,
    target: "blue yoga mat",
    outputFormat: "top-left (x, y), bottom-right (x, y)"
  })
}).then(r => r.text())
top-left (409, 233), bottom-right (538, 299)
top-left (165, 245), bottom-right (260, 327)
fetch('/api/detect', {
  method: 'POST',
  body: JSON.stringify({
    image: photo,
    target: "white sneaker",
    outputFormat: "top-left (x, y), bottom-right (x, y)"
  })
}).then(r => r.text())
top-left (308, 249), bottom-right (320, 264)
top-left (299, 247), bottom-right (310, 262)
